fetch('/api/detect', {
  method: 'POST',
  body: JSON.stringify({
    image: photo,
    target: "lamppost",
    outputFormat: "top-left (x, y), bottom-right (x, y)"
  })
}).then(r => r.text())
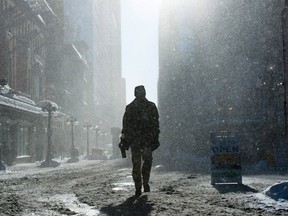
top-left (94, 125), bottom-right (100, 149)
top-left (0, 143), bottom-right (4, 171)
top-left (0, 79), bottom-right (10, 94)
top-left (110, 127), bottom-right (121, 159)
top-left (102, 132), bottom-right (108, 146)
top-left (39, 100), bottom-right (60, 167)
top-left (67, 117), bottom-right (79, 163)
top-left (0, 79), bottom-right (10, 170)
top-left (83, 123), bottom-right (92, 158)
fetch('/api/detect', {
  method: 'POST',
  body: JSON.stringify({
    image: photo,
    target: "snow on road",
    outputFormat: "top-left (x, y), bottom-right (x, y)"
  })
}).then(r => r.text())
top-left (1, 159), bottom-right (288, 215)
top-left (39, 194), bottom-right (101, 216)
top-left (247, 181), bottom-right (288, 212)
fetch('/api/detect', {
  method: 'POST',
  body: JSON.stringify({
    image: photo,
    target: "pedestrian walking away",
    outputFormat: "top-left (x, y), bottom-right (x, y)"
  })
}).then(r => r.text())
top-left (119, 85), bottom-right (160, 197)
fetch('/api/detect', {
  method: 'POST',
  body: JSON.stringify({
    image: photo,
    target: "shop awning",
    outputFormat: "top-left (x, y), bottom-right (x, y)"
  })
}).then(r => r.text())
top-left (0, 94), bottom-right (42, 114)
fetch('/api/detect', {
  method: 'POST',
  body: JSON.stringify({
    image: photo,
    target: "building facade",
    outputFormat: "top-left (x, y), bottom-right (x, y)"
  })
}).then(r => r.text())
top-left (0, 0), bottom-right (53, 164)
top-left (0, 0), bottom-right (96, 164)
top-left (158, 0), bottom-right (286, 169)
top-left (64, 0), bottom-right (125, 151)
top-left (0, 0), bottom-right (126, 165)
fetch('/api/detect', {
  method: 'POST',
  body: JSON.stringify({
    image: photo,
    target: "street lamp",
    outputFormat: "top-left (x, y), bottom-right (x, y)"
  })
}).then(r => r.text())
top-left (39, 100), bottom-right (60, 167)
top-left (94, 125), bottom-right (100, 149)
top-left (83, 123), bottom-right (92, 158)
top-left (67, 117), bottom-right (79, 163)
top-left (101, 132), bottom-right (108, 147)
top-left (0, 79), bottom-right (10, 94)
top-left (0, 79), bottom-right (10, 170)
top-left (0, 143), bottom-right (5, 170)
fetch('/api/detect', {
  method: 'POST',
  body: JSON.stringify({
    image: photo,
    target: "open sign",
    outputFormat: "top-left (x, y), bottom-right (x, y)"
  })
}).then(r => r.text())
top-left (210, 132), bottom-right (242, 185)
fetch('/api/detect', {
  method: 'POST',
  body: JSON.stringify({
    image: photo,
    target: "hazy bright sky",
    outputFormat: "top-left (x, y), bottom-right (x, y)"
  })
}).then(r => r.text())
top-left (121, 0), bottom-right (161, 105)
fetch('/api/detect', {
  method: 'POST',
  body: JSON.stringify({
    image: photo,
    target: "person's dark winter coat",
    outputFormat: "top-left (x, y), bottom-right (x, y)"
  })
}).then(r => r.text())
top-left (120, 85), bottom-right (160, 196)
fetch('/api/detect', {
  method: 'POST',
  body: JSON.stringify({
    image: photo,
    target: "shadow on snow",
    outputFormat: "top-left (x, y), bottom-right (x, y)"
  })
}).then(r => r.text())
top-left (213, 184), bottom-right (258, 194)
top-left (99, 195), bottom-right (152, 216)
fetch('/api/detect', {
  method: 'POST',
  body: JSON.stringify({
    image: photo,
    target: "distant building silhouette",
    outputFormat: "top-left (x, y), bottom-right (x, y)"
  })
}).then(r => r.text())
top-left (64, 0), bottom-right (126, 149)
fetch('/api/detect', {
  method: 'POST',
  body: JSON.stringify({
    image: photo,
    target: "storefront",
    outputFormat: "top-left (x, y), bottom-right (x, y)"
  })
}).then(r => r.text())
top-left (0, 93), bottom-right (44, 165)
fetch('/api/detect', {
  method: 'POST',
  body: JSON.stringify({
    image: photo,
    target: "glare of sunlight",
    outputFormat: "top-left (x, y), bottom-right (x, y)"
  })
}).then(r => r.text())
top-left (190, 0), bottom-right (209, 16)
top-left (133, 0), bottom-right (162, 16)
top-left (163, 0), bottom-right (208, 20)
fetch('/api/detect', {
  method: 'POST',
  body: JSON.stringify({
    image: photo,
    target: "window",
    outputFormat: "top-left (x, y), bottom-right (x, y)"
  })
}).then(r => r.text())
top-left (17, 127), bottom-right (28, 156)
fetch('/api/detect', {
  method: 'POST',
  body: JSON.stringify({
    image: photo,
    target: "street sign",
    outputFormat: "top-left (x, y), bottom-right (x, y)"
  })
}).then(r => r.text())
top-left (210, 132), bottom-right (242, 185)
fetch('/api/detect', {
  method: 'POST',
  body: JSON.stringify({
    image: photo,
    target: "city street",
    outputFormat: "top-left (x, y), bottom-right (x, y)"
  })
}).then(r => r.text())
top-left (0, 158), bottom-right (288, 215)
top-left (1, 3), bottom-right (288, 216)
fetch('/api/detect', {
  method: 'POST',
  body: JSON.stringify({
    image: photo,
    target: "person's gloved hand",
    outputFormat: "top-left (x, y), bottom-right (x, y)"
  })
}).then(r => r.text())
top-left (119, 134), bottom-right (130, 150)
top-left (151, 140), bottom-right (160, 151)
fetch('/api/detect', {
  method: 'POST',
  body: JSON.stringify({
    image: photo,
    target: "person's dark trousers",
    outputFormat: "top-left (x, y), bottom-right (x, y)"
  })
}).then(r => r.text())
top-left (131, 144), bottom-right (153, 195)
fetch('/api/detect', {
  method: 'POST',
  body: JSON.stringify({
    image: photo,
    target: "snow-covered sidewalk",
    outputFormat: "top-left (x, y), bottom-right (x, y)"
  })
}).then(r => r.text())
top-left (0, 159), bottom-right (288, 215)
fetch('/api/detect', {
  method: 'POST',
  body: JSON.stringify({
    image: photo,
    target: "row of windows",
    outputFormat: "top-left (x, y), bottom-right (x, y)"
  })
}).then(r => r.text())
top-left (2, 1), bottom-right (46, 96)
top-left (0, 124), bottom-right (28, 157)
top-left (2, 1), bottom-right (43, 39)
top-left (14, 21), bottom-right (32, 37)
top-left (1, 0), bottom-right (10, 11)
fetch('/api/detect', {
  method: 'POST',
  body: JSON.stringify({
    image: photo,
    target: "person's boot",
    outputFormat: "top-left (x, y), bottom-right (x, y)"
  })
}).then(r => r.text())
top-left (143, 183), bottom-right (150, 192)
top-left (135, 189), bottom-right (142, 197)
top-left (135, 183), bottom-right (142, 197)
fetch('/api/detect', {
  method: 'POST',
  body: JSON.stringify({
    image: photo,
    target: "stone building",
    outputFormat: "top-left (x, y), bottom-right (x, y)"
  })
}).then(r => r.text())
top-left (0, 0), bottom-right (50, 164)
top-left (0, 0), bottom-right (69, 164)
top-left (0, 0), bottom-right (125, 164)
top-left (158, 0), bottom-right (285, 169)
